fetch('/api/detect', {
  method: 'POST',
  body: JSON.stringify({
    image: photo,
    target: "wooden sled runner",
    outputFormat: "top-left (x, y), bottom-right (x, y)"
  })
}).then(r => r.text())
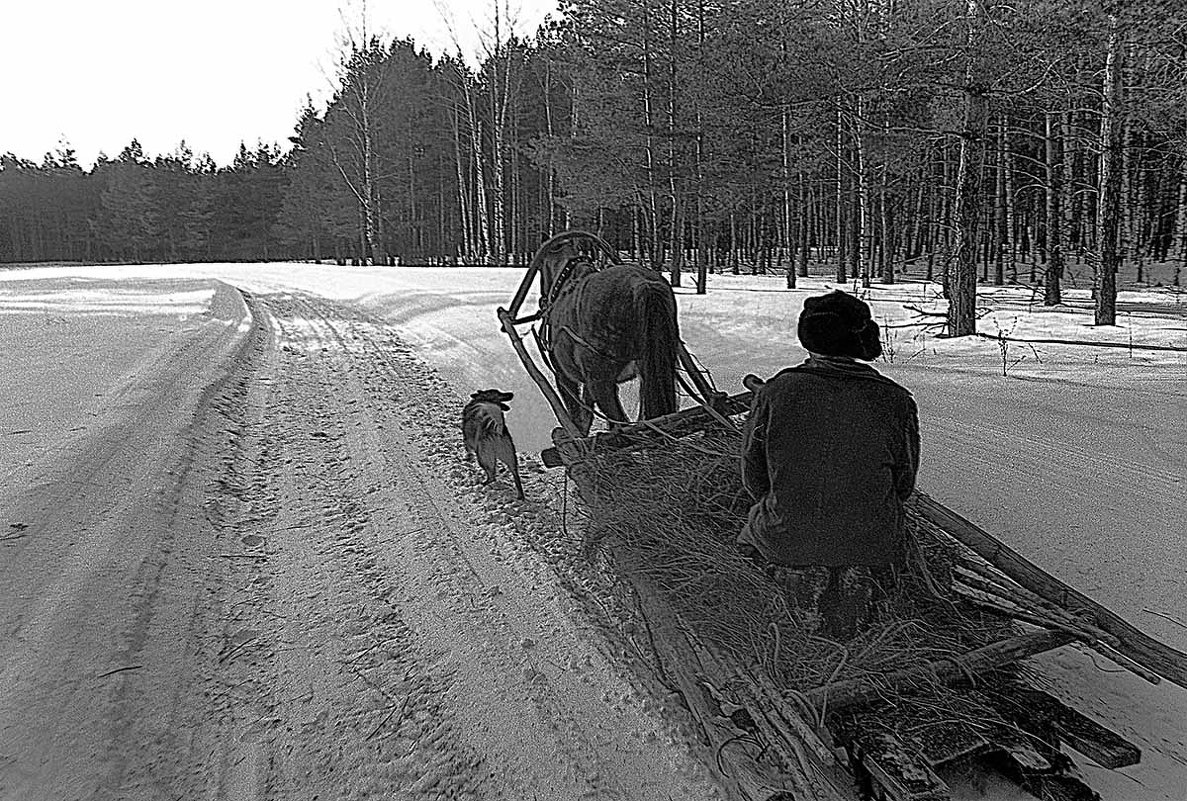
top-left (499, 233), bottom-right (1187, 801)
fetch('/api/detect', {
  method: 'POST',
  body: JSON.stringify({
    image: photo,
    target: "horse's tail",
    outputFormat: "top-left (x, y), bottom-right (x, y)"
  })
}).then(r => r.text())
top-left (635, 280), bottom-right (679, 420)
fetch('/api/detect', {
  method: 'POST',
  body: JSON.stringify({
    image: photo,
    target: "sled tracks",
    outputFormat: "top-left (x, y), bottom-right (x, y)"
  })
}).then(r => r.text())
top-left (201, 291), bottom-right (720, 801)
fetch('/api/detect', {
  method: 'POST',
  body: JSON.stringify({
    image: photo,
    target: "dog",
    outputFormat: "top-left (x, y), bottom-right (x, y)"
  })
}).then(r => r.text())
top-left (462, 389), bottom-right (525, 499)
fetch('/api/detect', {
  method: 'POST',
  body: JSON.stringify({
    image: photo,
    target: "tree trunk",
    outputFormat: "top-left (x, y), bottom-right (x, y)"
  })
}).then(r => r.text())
top-left (452, 107), bottom-right (473, 261)
top-left (729, 211), bottom-right (739, 274)
top-left (1095, 11), bottom-right (1124, 326)
top-left (1003, 122), bottom-right (1018, 282)
top-left (993, 120), bottom-right (1007, 285)
top-left (360, 85), bottom-right (378, 265)
top-left (470, 111), bottom-right (491, 262)
top-left (693, 0), bottom-right (707, 294)
top-left (949, 0), bottom-right (987, 337)
top-left (854, 95), bottom-right (872, 288)
top-left (642, 5), bottom-right (663, 271)
top-left (939, 145), bottom-right (954, 294)
top-left (835, 105), bottom-right (848, 282)
top-left (487, 1), bottom-right (513, 263)
top-left (667, 0), bottom-right (683, 287)
top-left (1043, 111), bottom-right (1064, 305)
top-left (879, 170), bottom-right (894, 283)
top-left (543, 59), bottom-right (556, 238)
top-left (1060, 111), bottom-right (1076, 273)
top-left (783, 103), bottom-right (795, 288)
top-left (798, 174), bottom-right (810, 278)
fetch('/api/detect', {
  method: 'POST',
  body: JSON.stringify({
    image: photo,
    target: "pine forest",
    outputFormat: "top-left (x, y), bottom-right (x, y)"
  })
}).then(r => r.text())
top-left (3, 0), bottom-right (1186, 331)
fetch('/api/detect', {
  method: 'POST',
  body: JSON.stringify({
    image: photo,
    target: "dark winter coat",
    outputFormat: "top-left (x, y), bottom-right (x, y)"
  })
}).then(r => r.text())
top-left (738, 357), bottom-right (920, 568)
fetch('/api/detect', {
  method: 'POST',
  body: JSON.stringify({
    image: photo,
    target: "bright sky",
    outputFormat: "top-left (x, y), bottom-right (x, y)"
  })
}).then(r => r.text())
top-left (0, 0), bottom-right (559, 168)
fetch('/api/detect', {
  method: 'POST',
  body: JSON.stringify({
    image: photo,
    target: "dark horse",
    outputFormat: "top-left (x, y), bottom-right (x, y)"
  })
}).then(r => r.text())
top-left (532, 231), bottom-right (680, 435)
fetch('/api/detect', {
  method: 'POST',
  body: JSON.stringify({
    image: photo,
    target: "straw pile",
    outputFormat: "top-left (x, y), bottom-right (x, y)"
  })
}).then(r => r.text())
top-left (577, 419), bottom-right (1017, 704)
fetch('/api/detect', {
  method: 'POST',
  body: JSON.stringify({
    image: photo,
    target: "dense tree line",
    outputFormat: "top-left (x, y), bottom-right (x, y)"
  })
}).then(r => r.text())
top-left (2, 0), bottom-right (1185, 328)
top-left (0, 140), bottom-right (285, 263)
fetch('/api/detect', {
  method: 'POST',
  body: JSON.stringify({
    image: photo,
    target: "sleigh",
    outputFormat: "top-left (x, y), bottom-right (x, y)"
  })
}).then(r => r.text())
top-left (498, 233), bottom-right (1187, 801)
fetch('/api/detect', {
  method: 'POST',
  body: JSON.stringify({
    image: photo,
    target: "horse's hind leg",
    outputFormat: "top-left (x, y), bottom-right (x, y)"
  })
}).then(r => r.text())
top-left (588, 378), bottom-right (629, 428)
top-left (557, 373), bottom-right (593, 436)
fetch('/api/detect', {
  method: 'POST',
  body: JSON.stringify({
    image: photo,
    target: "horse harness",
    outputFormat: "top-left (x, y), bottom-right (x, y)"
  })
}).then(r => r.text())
top-left (541, 255), bottom-right (594, 311)
top-left (537, 255), bottom-right (606, 361)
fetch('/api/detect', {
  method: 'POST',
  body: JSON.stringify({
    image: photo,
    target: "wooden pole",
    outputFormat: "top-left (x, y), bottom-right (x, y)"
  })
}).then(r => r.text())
top-left (497, 307), bottom-right (584, 441)
top-left (911, 492), bottom-right (1187, 689)
top-left (953, 567), bottom-right (1121, 647)
top-left (676, 341), bottom-right (722, 407)
top-left (507, 260), bottom-right (540, 319)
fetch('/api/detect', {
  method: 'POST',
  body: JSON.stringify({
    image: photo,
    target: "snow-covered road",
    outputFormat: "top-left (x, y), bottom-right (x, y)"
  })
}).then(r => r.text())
top-left (1, 262), bottom-right (1184, 800)
top-left (0, 274), bottom-right (719, 800)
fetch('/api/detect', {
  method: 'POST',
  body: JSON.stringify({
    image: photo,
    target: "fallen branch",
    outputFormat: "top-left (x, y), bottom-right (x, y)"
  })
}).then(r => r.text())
top-left (973, 331), bottom-right (1187, 354)
top-left (96, 664), bottom-right (143, 679)
top-left (903, 304), bottom-right (948, 319)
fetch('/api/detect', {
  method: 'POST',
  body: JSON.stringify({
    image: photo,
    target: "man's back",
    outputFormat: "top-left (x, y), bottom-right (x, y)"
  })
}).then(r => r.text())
top-left (740, 358), bottom-right (919, 568)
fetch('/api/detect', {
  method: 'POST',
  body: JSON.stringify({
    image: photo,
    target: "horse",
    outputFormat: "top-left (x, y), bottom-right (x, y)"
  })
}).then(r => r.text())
top-left (530, 231), bottom-right (681, 436)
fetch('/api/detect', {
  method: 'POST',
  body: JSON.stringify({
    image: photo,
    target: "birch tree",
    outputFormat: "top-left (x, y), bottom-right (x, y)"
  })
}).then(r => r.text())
top-left (1095, 6), bottom-right (1125, 325)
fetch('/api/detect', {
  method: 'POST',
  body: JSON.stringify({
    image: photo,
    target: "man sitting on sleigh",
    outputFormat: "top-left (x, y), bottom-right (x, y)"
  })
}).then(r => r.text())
top-left (738, 290), bottom-right (920, 639)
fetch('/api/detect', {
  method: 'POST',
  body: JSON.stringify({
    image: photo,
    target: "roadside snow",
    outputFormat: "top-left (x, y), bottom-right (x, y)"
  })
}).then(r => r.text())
top-left (0, 276), bottom-right (244, 490)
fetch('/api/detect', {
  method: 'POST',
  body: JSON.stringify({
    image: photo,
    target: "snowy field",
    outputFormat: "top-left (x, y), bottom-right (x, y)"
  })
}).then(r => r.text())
top-left (1, 261), bottom-right (1184, 800)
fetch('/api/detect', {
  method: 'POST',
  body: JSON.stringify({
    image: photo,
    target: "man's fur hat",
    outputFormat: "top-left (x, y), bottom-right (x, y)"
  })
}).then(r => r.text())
top-left (797, 291), bottom-right (882, 361)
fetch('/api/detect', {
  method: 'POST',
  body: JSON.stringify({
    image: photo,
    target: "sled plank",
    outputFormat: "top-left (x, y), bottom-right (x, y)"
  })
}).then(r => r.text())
top-left (997, 687), bottom-right (1140, 770)
top-left (830, 713), bottom-right (950, 801)
top-left (541, 390), bottom-right (753, 467)
top-left (914, 721), bottom-right (991, 768)
top-left (910, 492), bottom-right (1187, 690)
top-left (856, 737), bottom-right (950, 801)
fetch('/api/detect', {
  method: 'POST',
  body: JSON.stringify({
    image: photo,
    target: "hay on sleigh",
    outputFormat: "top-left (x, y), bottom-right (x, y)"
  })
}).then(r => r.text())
top-left (577, 420), bottom-right (1019, 713)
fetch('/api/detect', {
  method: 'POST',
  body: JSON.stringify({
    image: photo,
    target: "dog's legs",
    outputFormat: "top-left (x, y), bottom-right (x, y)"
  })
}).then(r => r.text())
top-left (505, 453), bottom-right (525, 500)
top-left (478, 449), bottom-right (498, 485)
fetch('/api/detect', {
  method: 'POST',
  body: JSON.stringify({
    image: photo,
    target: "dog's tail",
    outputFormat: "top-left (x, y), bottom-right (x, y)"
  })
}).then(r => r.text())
top-left (635, 280), bottom-right (679, 420)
